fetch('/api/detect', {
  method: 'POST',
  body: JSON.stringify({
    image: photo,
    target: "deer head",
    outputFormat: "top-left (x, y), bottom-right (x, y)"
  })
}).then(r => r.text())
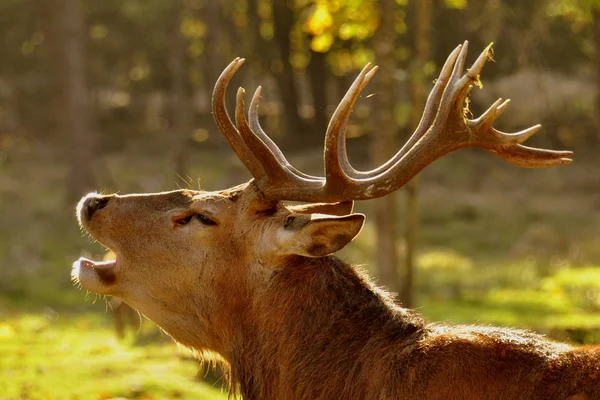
top-left (73, 41), bottom-right (572, 364)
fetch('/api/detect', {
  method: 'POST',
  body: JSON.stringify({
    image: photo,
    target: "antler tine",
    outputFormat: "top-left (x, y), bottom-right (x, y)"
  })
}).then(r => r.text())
top-left (248, 87), bottom-right (322, 181)
top-left (323, 63), bottom-right (378, 185)
top-left (491, 144), bottom-right (573, 168)
top-left (471, 98), bottom-right (540, 145)
top-left (211, 58), bottom-right (326, 202)
top-left (320, 41), bottom-right (572, 201)
top-left (398, 43), bottom-right (463, 156)
top-left (235, 87), bottom-right (320, 184)
top-left (332, 43), bottom-right (464, 180)
top-left (234, 87), bottom-right (281, 179)
top-left (470, 97), bottom-right (573, 166)
top-left (212, 58), bottom-right (264, 179)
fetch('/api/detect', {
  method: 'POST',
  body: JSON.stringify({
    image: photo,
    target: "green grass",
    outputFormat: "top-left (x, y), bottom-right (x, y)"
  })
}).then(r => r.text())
top-left (420, 298), bottom-right (600, 331)
top-left (417, 266), bottom-right (600, 344)
top-left (0, 312), bottom-right (227, 400)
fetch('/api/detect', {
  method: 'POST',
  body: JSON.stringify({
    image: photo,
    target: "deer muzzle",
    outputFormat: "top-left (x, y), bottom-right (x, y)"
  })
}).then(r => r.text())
top-left (74, 193), bottom-right (120, 294)
top-left (79, 193), bottom-right (112, 221)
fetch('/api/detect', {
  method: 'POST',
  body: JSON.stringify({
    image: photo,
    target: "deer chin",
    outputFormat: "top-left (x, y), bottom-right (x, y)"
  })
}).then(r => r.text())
top-left (72, 257), bottom-right (118, 294)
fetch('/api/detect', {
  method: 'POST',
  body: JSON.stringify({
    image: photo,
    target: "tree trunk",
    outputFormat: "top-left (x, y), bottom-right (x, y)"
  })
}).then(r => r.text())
top-left (594, 10), bottom-right (600, 143)
top-left (404, 0), bottom-right (433, 308)
top-left (168, 5), bottom-right (192, 179)
top-left (247, 0), bottom-right (275, 72)
top-left (271, 0), bottom-right (310, 140)
top-left (205, 1), bottom-right (225, 87)
top-left (372, 0), bottom-right (399, 293)
top-left (307, 48), bottom-right (328, 136)
top-left (57, 0), bottom-right (96, 202)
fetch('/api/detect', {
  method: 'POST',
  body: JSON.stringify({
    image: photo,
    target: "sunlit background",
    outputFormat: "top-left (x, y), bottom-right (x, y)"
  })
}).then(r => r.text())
top-left (0, 0), bottom-right (599, 398)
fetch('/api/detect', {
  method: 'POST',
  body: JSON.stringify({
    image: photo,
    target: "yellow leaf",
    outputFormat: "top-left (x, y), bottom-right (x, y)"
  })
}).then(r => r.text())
top-left (339, 23), bottom-right (354, 40)
top-left (305, 3), bottom-right (333, 36)
top-left (311, 33), bottom-right (334, 53)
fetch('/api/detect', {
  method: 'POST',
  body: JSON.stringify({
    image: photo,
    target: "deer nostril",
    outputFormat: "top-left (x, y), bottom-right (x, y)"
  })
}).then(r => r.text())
top-left (86, 196), bottom-right (110, 218)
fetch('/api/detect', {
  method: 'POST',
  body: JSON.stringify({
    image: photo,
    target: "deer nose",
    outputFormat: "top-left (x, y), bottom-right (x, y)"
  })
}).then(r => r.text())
top-left (85, 195), bottom-right (110, 219)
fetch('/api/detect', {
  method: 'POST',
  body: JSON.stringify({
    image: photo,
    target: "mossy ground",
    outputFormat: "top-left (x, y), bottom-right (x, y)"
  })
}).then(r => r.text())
top-left (0, 311), bottom-right (227, 400)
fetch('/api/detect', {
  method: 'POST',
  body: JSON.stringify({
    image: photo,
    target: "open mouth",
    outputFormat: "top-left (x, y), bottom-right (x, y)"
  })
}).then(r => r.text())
top-left (72, 256), bottom-right (118, 293)
top-left (73, 192), bottom-right (121, 293)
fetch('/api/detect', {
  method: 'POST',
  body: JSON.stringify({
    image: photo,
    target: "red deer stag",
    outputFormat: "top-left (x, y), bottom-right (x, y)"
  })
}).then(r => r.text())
top-left (73, 42), bottom-right (598, 399)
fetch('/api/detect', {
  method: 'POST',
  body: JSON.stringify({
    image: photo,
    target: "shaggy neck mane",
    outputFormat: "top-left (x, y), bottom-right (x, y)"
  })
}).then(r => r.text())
top-left (225, 256), bottom-right (425, 399)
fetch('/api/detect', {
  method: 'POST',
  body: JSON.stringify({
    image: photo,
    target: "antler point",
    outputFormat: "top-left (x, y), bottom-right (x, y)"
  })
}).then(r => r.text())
top-left (497, 98), bottom-right (511, 111)
top-left (365, 65), bottom-right (379, 80)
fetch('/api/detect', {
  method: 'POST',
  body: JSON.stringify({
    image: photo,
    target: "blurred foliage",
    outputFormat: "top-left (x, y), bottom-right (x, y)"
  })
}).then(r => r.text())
top-left (444, 0), bottom-right (468, 9)
top-left (417, 250), bottom-right (473, 300)
top-left (0, 0), bottom-right (595, 150)
top-left (416, 248), bottom-right (600, 316)
top-left (303, 0), bottom-right (380, 54)
top-left (547, 0), bottom-right (600, 23)
top-left (543, 267), bottom-right (600, 312)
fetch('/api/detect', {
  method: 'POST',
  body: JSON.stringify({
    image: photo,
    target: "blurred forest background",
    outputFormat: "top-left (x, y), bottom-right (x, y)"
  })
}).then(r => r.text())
top-left (1, 0), bottom-right (599, 398)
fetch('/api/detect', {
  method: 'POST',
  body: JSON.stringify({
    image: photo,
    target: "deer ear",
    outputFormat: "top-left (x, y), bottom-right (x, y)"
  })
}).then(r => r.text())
top-left (277, 213), bottom-right (365, 258)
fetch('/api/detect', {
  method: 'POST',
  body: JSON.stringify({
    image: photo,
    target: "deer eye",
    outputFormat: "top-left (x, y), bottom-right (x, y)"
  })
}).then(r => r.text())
top-left (174, 215), bottom-right (194, 226)
top-left (174, 214), bottom-right (217, 227)
top-left (196, 214), bottom-right (217, 226)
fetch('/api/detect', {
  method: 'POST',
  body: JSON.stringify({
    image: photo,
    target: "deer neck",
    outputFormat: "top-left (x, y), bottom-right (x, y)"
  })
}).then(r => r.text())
top-left (223, 256), bottom-right (425, 399)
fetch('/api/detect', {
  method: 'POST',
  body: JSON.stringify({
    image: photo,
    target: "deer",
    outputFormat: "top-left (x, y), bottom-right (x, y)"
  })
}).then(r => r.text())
top-left (72, 41), bottom-right (600, 400)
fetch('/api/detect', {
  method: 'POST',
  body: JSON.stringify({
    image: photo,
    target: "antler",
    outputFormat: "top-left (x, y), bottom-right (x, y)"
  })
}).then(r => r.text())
top-left (211, 41), bottom-right (573, 203)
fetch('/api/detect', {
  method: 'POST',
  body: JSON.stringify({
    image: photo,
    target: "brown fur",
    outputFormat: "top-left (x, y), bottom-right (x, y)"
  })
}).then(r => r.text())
top-left (74, 182), bottom-right (600, 399)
